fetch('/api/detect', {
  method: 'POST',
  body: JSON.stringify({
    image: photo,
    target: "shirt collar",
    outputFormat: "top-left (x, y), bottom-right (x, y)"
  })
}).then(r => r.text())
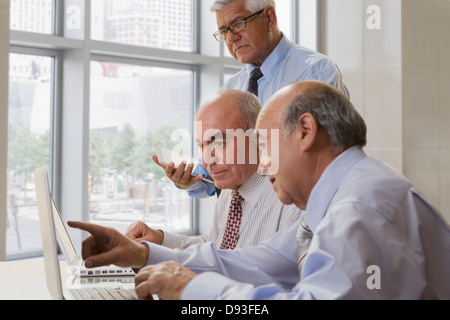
top-left (304, 146), bottom-right (367, 233)
top-left (238, 171), bottom-right (268, 208)
top-left (247, 34), bottom-right (292, 83)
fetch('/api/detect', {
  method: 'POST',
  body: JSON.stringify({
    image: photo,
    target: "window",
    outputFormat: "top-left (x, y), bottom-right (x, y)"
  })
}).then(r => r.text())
top-left (10, 0), bottom-right (54, 34)
top-left (6, 52), bottom-right (55, 259)
top-left (298, 0), bottom-right (318, 50)
top-left (91, 0), bottom-right (194, 52)
top-left (277, 0), bottom-right (293, 39)
top-left (3, 0), bottom-right (318, 260)
top-left (89, 60), bottom-right (194, 234)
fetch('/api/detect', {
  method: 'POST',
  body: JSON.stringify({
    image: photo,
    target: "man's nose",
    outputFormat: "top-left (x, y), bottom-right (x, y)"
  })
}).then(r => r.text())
top-left (225, 29), bottom-right (240, 44)
top-left (258, 166), bottom-right (270, 176)
top-left (203, 145), bottom-right (217, 166)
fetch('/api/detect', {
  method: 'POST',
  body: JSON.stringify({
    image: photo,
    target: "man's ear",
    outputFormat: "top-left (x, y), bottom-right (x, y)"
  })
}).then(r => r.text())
top-left (296, 113), bottom-right (318, 152)
top-left (264, 6), bottom-right (278, 32)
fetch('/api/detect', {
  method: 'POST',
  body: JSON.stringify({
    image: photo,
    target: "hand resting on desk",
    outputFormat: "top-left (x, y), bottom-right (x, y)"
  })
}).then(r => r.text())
top-left (135, 262), bottom-right (196, 300)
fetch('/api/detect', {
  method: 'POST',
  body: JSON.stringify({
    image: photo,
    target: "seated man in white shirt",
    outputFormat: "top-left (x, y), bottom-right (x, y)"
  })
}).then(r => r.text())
top-left (69, 81), bottom-right (450, 300)
top-left (124, 89), bottom-right (301, 250)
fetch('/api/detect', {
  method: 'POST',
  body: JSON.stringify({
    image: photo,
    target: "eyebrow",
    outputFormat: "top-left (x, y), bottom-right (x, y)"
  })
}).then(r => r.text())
top-left (200, 131), bottom-right (227, 144)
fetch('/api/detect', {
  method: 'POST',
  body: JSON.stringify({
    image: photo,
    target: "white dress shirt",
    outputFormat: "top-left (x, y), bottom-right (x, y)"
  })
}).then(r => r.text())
top-left (146, 147), bottom-right (450, 300)
top-left (162, 172), bottom-right (302, 249)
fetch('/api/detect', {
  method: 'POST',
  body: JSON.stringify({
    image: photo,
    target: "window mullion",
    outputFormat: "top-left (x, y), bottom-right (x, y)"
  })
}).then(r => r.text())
top-left (0, 0), bottom-right (10, 262)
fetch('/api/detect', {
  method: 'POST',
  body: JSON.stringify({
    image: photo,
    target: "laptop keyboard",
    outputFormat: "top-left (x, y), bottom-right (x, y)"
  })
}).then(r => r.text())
top-left (69, 287), bottom-right (137, 300)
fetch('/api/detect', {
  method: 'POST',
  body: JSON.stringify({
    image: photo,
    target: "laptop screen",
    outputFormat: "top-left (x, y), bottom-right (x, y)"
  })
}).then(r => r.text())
top-left (35, 167), bottom-right (64, 300)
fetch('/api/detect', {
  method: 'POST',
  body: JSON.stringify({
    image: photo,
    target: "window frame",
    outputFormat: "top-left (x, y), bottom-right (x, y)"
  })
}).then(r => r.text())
top-left (88, 53), bottom-right (199, 236)
top-left (6, 0), bottom-right (208, 258)
top-left (6, 45), bottom-right (60, 260)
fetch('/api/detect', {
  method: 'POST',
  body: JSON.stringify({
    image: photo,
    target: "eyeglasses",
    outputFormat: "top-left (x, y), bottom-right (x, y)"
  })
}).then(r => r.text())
top-left (213, 9), bottom-right (265, 42)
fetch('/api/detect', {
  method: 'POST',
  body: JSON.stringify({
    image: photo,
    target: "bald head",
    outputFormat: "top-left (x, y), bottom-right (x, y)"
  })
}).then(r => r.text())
top-left (256, 81), bottom-right (367, 209)
top-left (197, 90), bottom-right (261, 130)
top-left (258, 81), bottom-right (367, 153)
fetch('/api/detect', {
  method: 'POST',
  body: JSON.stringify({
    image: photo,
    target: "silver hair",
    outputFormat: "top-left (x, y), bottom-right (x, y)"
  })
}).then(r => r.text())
top-left (232, 91), bottom-right (262, 129)
top-left (283, 83), bottom-right (367, 153)
top-left (210, 0), bottom-right (276, 13)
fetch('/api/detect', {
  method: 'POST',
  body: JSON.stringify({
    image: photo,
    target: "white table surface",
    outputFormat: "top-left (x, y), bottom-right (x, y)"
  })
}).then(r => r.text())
top-left (0, 260), bottom-right (56, 300)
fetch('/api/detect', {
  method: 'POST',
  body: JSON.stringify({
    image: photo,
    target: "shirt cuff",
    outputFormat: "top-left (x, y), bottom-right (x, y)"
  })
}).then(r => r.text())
top-left (144, 241), bottom-right (180, 266)
top-left (186, 180), bottom-right (216, 198)
top-left (132, 242), bottom-right (150, 273)
top-left (181, 272), bottom-right (236, 300)
top-left (161, 231), bottom-right (183, 249)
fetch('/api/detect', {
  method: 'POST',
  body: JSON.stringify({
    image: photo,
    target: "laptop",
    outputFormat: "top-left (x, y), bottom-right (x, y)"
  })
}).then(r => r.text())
top-left (35, 167), bottom-right (137, 300)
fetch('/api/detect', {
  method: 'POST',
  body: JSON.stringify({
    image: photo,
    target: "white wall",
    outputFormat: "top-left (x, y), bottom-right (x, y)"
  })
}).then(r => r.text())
top-left (402, 0), bottom-right (450, 219)
top-left (321, 0), bottom-right (450, 221)
top-left (0, 0), bottom-right (10, 261)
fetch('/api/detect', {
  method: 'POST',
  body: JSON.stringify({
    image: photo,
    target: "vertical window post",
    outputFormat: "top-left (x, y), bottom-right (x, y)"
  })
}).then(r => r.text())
top-left (60, 0), bottom-right (89, 250)
top-left (0, 0), bottom-right (11, 261)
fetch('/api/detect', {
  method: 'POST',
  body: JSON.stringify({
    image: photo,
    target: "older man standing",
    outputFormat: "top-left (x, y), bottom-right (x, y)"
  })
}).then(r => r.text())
top-left (125, 89), bottom-right (301, 250)
top-left (166, 0), bottom-right (349, 198)
top-left (212, 0), bottom-right (348, 102)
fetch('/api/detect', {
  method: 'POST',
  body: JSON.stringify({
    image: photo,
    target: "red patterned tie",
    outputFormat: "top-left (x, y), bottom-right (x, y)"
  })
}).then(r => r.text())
top-left (220, 190), bottom-right (244, 250)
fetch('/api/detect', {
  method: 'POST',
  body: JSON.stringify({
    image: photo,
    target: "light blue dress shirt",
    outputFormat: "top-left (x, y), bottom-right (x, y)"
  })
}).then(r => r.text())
top-left (146, 147), bottom-right (450, 300)
top-left (188, 35), bottom-right (349, 198)
top-left (221, 35), bottom-right (349, 104)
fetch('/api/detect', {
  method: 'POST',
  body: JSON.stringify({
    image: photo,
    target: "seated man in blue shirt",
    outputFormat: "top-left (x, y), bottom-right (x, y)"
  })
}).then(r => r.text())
top-left (69, 81), bottom-right (450, 300)
top-left (155, 0), bottom-right (350, 199)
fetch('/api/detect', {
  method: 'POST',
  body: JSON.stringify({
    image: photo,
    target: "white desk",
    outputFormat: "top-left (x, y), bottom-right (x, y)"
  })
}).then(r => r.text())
top-left (0, 260), bottom-right (55, 300)
top-left (0, 260), bottom-right (140, 300)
